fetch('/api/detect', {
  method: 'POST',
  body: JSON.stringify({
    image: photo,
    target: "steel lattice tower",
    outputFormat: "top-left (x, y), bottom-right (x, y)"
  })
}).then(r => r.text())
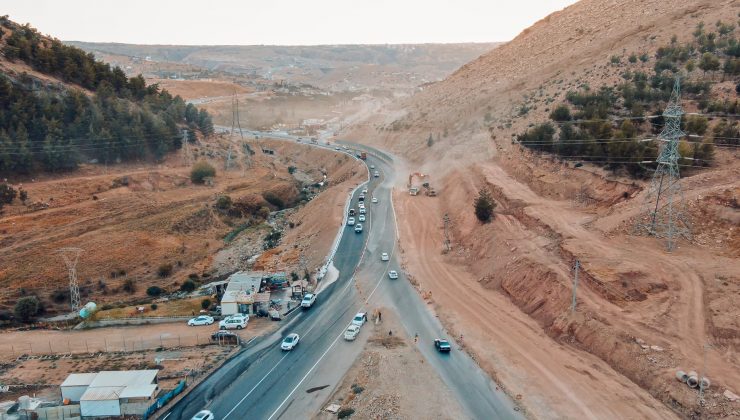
top-left (635, 78), bottom-right (691, 251)
top-left (58, 248), bottom-right (83, 311)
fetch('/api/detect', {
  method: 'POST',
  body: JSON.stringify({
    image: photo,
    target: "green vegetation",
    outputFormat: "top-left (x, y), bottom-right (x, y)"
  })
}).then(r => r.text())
top-left (201, 298), bottom-right (211, 310)
top-left (190, 161), bottom-right (216, 184)
top-left (473, 187), bottom-right (496, 223)
top-left (146, 286), bottom-right (165, 297)
top-left (516, 24), bottom-right (739, 178)
top-left (157, 263), bottom-right (173, 278)
top-left (0, 17), bottom-right (213, 174)
top-left (14, 296), bottom-right (40, 322)
top-left (180, 279), bottom-right (197, 293)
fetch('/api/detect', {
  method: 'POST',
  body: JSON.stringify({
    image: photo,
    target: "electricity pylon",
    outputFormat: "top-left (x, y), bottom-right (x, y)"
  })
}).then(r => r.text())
top-left (58, 248), bottom-right (83, 312)
top-left (635, 78), bottom-right (691, 251)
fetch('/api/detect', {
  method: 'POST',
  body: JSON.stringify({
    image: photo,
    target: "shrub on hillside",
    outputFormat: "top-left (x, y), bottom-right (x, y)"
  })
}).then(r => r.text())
top-left (474, 187), bottom-right (496, 223)
top-left (191, 161), bottom-right (216, 184)
top-left (201, 299), bottom-right (211, 310)
top-left (122, 278), bottom-right (136, 294)
top-left (180, 279), bottom-right (196, 293)
top-left (146, 286), bottom-right (164, 297)
top-left (14, 296), bottom-right (40, 322)
top-left (215, 195), bottom-right (232, 210)
top-left (158, 263), bottom-right (173, 278)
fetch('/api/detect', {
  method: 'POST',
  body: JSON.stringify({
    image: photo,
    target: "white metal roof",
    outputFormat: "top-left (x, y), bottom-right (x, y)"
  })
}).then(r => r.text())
top-left (88, 370), bottom-right (158, 388)
top-left (118, 384), bottom-right (158, 399)
top-left (80, 386), bottom-right (124, 401)
top-left (61, 373), bottom-right (98, 387)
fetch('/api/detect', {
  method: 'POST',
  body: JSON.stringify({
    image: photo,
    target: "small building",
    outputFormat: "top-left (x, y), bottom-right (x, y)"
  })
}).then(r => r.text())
top-left (220, 271), bottom-right (266, 316)
top-left (60, 370), bottom-right (159, 418)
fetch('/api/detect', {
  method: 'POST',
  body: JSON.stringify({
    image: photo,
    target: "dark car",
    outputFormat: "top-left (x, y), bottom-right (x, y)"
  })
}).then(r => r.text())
top-left (211, 330), bottom-right (239, 343)
top-left (434, 338), bottom-right (451, 352)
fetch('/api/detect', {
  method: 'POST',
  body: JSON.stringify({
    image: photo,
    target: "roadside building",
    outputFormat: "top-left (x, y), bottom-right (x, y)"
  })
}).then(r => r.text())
top-left (60, 370), bottom-right (159, 417)
top-left (220, 271), bottom-right (265, 316)
top-left (300, 118), bottom-right (326, 135)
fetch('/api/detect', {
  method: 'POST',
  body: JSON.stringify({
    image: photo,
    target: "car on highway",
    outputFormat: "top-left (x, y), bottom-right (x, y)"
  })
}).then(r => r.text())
top-left (434, 339), bottom-right (452, 352)
top-left (373, 171), bottom-right (380, 178)
top-left (351, 312), bottom-right (368, 327)
top-left (349, 208), bottom-right (355, 216)
top-left (370, 165), bottom-right (375, 169)
top-left (281, 333), bottom-right (300, 350)
top-left (347, 217), bottom-right (355, 226)
top-left (301, 293), bottom-right (316, 308)
top-left (344, 325), bottom-right (361, 341)
top-left (354, 223), bottom-right (363, 233)
top-left (358, 202), bottom-right (365, 209)
top-left (358, 214), bottom-right (366, 222)
top-left (388, 270), bottom-right (399, 279)
top-left (372, 197), bottom-right (378, 203)
top-left (219, 316), bottom-right (248, 330)
top-left (359, 207), bottom-right (366, 214)
top-left (362, 188), bottom-right (368, 195)
top-left (381, 252), bottom-right (389, 261)
top-left (187, 315), bottom-right (214, 326)
top-left (191, 409), bottom-right (214, 420)
top-left (358, 194), bottom-right (365, 202)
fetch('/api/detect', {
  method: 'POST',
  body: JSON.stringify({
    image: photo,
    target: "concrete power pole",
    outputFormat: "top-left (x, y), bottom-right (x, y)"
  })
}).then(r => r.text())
top-left (443, 213), bottom-right (451, 253)
top-left (58, 248), bottom-right (83, 312)
top-left (571, 260), bottom-right (580, 313)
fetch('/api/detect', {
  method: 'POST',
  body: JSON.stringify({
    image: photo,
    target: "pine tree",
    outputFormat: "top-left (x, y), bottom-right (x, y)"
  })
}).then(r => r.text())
top-left (473, 187), bottom-right (496, 223)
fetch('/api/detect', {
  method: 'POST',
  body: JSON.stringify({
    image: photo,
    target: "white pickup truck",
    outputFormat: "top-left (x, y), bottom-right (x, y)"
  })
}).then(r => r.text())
top-left (301, 293), bottom-right (316, 308)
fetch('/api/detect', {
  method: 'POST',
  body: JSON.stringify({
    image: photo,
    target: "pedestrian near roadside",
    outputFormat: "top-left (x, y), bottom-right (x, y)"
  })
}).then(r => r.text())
top-left (378, 311), bottom-right (382, 322)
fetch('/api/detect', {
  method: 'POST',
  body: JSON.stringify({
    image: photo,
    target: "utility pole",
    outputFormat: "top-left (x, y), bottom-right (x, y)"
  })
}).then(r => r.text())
top-left (571, 260), bottom-right (580, 313)
top-left (58, 248), bottom-right (83, 312)
top-left (231, 91), bottom-right (244, 139)
top-left (443, 213), bottom-right (451, 253)
top-left (182, 129), bottom-right (190, 164)
top-left (635, 77), bottom-right (691, 251)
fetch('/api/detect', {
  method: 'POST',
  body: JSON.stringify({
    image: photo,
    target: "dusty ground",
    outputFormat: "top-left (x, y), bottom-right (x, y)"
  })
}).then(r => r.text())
top-left (0, 317), bottom-right (276, 361)
top-left (150, 79), bottom-right (251, 100)
top-left (0, 345), bottom-right (233, 403)
top-left (0, 135), bottom-right (360, 316)
top-left (316, 310), bottom-right (465, 420)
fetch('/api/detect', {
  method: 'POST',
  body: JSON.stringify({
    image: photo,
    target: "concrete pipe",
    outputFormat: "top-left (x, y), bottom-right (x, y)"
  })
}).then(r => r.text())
top-left (700, 376), bottom-right (711, 389)
top-left (687, 371), bottom-right (699, 388)
top-left (675, 370), bottom-right (688, 383)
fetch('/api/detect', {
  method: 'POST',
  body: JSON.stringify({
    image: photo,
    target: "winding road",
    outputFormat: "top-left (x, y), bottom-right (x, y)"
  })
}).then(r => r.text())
top-left (163, 133), bottom-right (522, 420)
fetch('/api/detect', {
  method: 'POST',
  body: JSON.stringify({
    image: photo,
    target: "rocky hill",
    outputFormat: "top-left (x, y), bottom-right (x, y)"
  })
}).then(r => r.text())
top-left (346, 0), bottom-right (739, 418)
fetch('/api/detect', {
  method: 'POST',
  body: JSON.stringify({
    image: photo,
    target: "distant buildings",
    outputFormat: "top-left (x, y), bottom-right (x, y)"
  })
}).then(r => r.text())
top-left (60, 370), bottom-right (159, 417)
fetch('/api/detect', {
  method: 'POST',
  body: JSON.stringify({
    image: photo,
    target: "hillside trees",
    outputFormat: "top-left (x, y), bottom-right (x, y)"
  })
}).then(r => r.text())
top-left (474, 187), bottom-right (496, 223)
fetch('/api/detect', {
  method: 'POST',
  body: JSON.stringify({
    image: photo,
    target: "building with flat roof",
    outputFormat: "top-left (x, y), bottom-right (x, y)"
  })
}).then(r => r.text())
top-left (60, 370), bottom-right (159, 417)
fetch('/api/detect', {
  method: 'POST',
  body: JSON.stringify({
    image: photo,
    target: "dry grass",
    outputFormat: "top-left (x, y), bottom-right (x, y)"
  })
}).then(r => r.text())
top-left (95, 297), bottom-right (208, 319)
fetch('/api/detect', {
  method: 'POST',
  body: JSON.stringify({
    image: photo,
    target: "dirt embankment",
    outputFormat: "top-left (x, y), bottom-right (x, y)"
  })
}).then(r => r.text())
top-left (393, 153), bottom-right (739, 418)
top-left (0, 136), bottom-right (360, 316)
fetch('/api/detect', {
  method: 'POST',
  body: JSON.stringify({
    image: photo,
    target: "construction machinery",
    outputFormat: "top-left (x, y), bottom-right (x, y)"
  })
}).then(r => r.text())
top-left (408, 172), bottom-right (437, 196)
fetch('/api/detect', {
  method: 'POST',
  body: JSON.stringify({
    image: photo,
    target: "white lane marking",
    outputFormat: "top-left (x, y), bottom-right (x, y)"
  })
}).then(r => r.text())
top-left (223, 353), bottom-right (289, 419)
top-left (161, 413), bottom-right (171, 420)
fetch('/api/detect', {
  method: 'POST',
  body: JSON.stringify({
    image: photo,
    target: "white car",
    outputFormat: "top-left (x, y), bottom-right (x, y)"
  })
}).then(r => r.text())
top-left (388, 270), bottom-right (399, 279)
top-left (362, 189), bottom-right (368, 195)
top-left (351, 312), bottom-right (368, 327)
top-left (371, 197), bottom-right (378, 203)
top-left (219, 316), bottom-right (247, 330)
top-left (358, 214), bottom-right (366, 222)
top-left (354, 223), bottom-right (363, 233)
top-left (359, 207), bottom-right (366, 214)
top-left (301, 293), bottom-right (316, 308)
top-left (373, 171), bottom-right (380, 178)
top-left (347, 217), bottom-right (355, 226)
top-left (370, 165), bottom-right (375, 169)
top-left (381, 252), bottom-right (389, 261)
top-left (188, 315), bottom-right (214, 326)
top-left (191, 410), bottom-right (214, 420)
top-left (358, 202), bottom-right (365, 209)
top-left (344, 325), bottom-right (361, 341)
top-left (281, 333), bottom-right (300, 350)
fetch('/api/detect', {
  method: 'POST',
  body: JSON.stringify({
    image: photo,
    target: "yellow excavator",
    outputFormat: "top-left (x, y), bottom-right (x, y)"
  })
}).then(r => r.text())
top-left (408, 172), bottom-right (437, 196)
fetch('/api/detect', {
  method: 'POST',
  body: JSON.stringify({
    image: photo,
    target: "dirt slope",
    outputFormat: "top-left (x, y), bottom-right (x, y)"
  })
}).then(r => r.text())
top-left (345, 0), bottom-right (739, 418)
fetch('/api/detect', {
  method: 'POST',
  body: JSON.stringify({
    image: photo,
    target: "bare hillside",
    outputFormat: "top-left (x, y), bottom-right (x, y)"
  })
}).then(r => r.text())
top-left (347, 0), bottom-right (740, 418)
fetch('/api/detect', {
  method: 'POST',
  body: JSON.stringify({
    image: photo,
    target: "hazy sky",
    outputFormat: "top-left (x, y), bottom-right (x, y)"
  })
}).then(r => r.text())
top-left (3, 0), bottom-right (578, 45)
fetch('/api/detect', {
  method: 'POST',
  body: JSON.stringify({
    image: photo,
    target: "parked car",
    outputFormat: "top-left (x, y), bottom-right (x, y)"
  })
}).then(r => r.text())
top-left (372, 197), bottom-right (378, 203)
top-left (388, 270), bottom-right (399, 279)
top-left (211, 330), bottom-right (239, 343)
top-left (188, 315), bottom-right (214, 326)
top-left (358, 214), bottom-right (366, 222)
top-left (191, 410), bottom-right (214, 420)
top-left (351, 312), bottom-right (368, 327)
top-left (434, 339), bottom-right (452, 352)
top-left (354, 224), bottom-right (363, 233)
top-left (301, 293), bottom-right (316, 308)
top-left (344, 325), bottom-right (361, 341)
top-left (281, 333), bottom-right (300, 350)
top-left (347, 217), bottom-right (356, 226)
top-left (220, 316), bottom-right (248, 330)
top-left (381, 252), bottom-right (389, 261)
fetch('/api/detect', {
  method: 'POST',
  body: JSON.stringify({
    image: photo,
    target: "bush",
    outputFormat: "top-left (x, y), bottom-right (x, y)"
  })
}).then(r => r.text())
top-left (201, 298), bottom-right (211, 310)
top-left (146, 286), bottom-right (164, 297)
top-left (337, 408), bottom-right (355, 419)
top-left (0, 183), bottom-right (17, 207)
top-left (549, 104), bottom-right (572, 122)
top-left (215, 195), bottom-right (232, 210)
top-left (157, 263), bottom-right (173, 278)
top-left (122, 278), bottom-right (136, 294)
top-left (287, 166), bottom-right (297, 174)
top-left (51, 289), bottom-right (69, 304)
top-left (190, 161), bottom-right (216, 184)
top-left (263, 192), bottom-right (285, 209)
top-left (150, 304), bottom-right (158, 310)
top-left (14, 296), bottom-right (40, 322)
top-left (180, 279), bottom-right (196, 293)
top-left (474, 187), bottom-right (496, 223)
